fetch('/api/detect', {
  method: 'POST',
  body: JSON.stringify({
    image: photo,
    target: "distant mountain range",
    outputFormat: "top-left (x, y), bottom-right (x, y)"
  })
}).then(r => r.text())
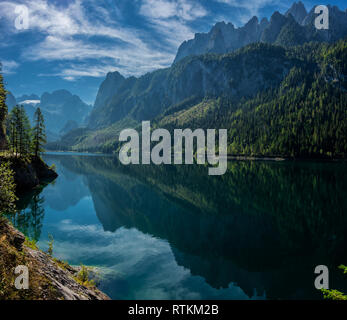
top-left (6, 90), bottom-right (92, 141)
top-left (44, 2), bottom-right (347, 158)
top-left (174, 2), bottom-right (347, 63)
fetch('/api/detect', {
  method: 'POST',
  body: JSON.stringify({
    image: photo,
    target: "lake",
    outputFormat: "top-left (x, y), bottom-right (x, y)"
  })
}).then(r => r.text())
top-left (9, 153), bottom-right (347, 300)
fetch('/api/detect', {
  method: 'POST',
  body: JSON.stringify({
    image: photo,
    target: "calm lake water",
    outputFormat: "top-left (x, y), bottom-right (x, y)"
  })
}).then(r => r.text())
top-left (10, 153), bottom-right (347, 300)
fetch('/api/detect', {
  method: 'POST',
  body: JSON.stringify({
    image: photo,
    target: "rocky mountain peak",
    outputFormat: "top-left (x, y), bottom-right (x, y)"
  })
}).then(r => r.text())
top-left (171, 2), bottom-right (346, 63)
top-left (93, 71), bottom-right (126, 114)
top-left (285, 1), bottom-right (308, 24)
top-left (270, 11), bottom-right (285, 23)
top-left (246, 16), bottom-right (259, 26)
top-left (106, 71), bottom-right (125, 82)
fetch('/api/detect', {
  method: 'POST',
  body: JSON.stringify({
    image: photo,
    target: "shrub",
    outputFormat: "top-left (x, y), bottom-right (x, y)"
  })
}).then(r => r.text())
top-left (0, 162), bottom-right (17, 214)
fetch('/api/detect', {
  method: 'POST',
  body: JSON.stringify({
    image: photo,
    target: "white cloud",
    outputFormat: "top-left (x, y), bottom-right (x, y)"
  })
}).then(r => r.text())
top-left (139, 0), bottom-right (207, 47)
top-left (0, 0), bottom-right (182, 79)
top-left (140, 0), bottom-right (207, 21)
top-left (0, 59), bottom-right (19, 74)
top-left (215, 0), bottom-right (286, 23)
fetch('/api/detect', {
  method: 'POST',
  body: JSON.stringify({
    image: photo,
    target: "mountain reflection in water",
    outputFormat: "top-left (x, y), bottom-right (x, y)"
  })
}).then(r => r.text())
top-left (10, 153), bottom-right (347, 300)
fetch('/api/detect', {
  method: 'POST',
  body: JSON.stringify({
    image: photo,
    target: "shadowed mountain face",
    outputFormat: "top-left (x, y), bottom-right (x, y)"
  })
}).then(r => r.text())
top-left (87, 44), bottom-right (297, 129)
top-left (42, 154), bottom-right (347, 299)
top-left (39, 90), bottom-right (92, 134)
top-left (91, 71), bottom-right (126, 122)
top-left (174, 3), bottom-right (347, 63)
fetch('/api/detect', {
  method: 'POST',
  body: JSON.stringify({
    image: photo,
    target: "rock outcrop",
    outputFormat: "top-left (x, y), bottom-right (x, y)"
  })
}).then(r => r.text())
top-left (25, 247), bottom-right (109, 300)
top-left (3, 156), bottom-right (58, 192)
top-left (0, 219), bottom-right (110, 300)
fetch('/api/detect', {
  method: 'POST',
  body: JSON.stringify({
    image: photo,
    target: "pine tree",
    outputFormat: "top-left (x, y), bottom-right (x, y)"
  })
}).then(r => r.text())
top-left (7, 109), bottom-right (16, 154)
top-left (8, 105), bottom-right (32, 158)
top-left (19, 106), bottom-right (32, 157)
top-left (0, 64), bottom-right (8, 151)
top-left (8, 106), bottom-right (21, 156)
top-left (32, 107), bottom-right (46, 158)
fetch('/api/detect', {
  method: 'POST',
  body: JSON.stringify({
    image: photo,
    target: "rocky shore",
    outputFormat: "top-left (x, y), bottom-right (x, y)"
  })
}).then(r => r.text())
top-left (0, 219), bottom-right (109, 300)
top-left (4, 156), bottom-right (58, 192)
top-left (0, 156), bottom-right (110, 300)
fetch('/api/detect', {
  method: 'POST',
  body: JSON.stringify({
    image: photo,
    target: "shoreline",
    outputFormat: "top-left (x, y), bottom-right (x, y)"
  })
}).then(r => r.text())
top-left (0, 155), bottom-right (110, 300)
top-left (0, 218), bottom-right (110, 300)
top-left (0, 156), bottom-right (58, 193)
top-left (227, 155), bottom-right (347, 162)
top-left (45, 150), bottom-right (347, 163)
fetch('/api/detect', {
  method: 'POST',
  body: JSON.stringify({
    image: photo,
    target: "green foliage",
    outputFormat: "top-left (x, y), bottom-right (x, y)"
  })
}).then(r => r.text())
top-left (7, 106), bottom-right (47, 159)
top-left (0, 162), bottom-right (17, 214)
top-left (24, 237), bottom-right (38, 250)
top-left (157, 40), bottom-right (347, 158)
top-left (8, 106), bottom-right (32, 158)
top-left (275, 17), bottom-right (306, 47)
top-left (0, 65), bottom-right (8, 151)
top-left (46, 117), bottom-right (138, 153)
top-left (52, 258), bottom-right (69, 271)
top-left (322, 289), bottom-right (347, 301)
top-left (322, 264), bottom-right (347, 300)
top-left (0, 65), bottom-right (6, 118)
top-left (2, 85), bottom-right (47, 159)
top-left (47, 234), bottom-right (54, 256)
top-left (339, 265), bottom-right (347, 274)
top-left (75, 265), bottom-right (95, 288)
top-left (32, 107), bottom-right (46, 157)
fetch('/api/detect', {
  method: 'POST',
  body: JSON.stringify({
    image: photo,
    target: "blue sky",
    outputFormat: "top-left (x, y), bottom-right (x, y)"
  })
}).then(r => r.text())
top-left (0, 0), bottom-right (346, 104)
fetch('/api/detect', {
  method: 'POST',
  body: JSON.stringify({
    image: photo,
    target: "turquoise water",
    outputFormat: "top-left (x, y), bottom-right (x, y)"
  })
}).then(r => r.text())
top-left (10, 154), bottom-right (347, 300)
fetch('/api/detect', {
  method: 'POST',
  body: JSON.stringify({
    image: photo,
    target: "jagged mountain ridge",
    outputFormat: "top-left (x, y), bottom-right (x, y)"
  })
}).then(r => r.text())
top-left (174, 3), bottom-right (347, 63)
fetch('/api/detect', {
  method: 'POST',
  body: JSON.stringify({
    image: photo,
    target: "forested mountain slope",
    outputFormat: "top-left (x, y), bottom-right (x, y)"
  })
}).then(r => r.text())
top-left (156, 41), bottom-right (347, 158)
top-left (48, 40), bottom-right (347, 158)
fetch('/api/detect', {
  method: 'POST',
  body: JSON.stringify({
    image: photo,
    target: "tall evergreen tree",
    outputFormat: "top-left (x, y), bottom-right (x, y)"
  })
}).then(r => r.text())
top-left (0, 64), bottom-right (8, 151)
top-left (32, 107), bottom-right (46, 158)
top-left (8, 106), bottom-right (20, 156)
top-left (8, 105), bottom-right (32, 158)
top-left (19, 106), bottom-right (32, 157)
